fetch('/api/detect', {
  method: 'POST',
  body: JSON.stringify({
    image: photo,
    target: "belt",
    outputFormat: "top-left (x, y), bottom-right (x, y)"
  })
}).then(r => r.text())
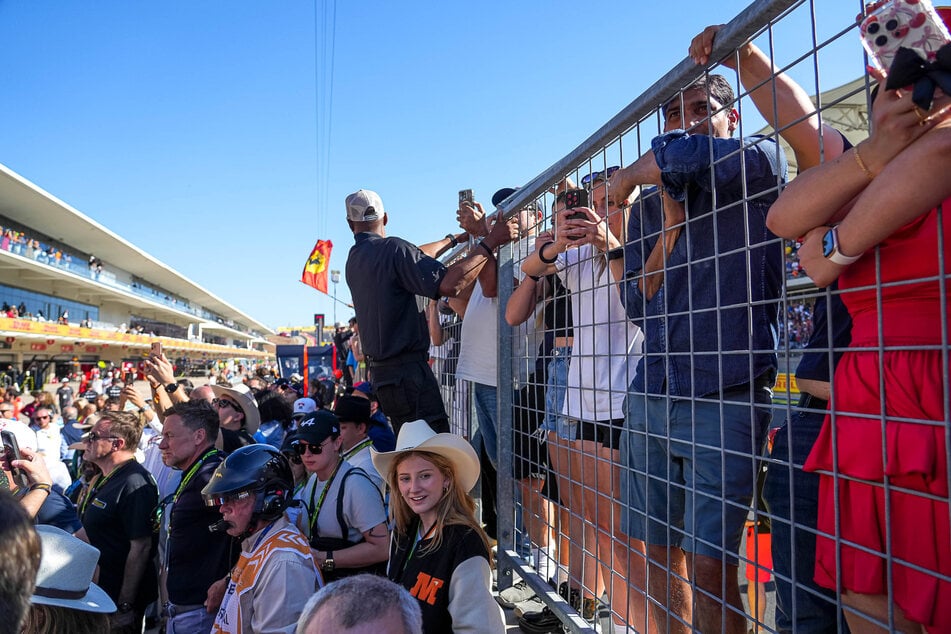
top-left (165, 603), bottom-right (205, 618)
top-left (366, 350), bottom-right (428, 368)
top-left (797, 392), bottom-right (829, 412)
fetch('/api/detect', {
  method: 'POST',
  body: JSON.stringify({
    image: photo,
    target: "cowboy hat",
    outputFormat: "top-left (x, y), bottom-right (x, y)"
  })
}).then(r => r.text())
top-left (209, 383), bottom-right (260, 435)
top-left (371, 420), bottom-right (480, 492)
top-left (31, 525), bottom-right (116, 613)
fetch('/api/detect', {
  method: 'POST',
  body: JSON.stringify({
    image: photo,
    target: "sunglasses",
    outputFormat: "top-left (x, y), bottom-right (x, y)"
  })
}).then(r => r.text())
top-left (85, 432), bottom-right (119, 443)
top-left (581, 166), bottom-right (620, 187)
top-left (293, 440), bottom-right (332, 456)
top-left (33, 415), bottom-right (51, 421)
top-left (213, 398), bottom-right (240, 411)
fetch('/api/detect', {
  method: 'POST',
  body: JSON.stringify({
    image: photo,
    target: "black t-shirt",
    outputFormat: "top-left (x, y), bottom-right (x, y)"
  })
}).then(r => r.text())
top-left (346, 232), bottom-right (446, 361)
top-left (165, 448), bottom-right (238, 605)
top-left (80, 460), bottom-right (158, 607)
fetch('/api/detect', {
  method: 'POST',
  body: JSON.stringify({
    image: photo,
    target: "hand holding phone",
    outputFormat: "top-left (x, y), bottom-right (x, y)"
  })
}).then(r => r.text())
top-left (150, 341), bottom-right (162, 357)
top-left (2, 430), bottom-right (31, 490)
top-left (459, 189), bottom-right (474, 205)
top-left (860, 0), bottom-right (951, 76)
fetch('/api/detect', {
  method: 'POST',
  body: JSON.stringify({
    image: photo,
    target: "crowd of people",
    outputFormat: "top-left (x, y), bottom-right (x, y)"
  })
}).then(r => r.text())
top-left (2, 8), bottom-right (951, 634)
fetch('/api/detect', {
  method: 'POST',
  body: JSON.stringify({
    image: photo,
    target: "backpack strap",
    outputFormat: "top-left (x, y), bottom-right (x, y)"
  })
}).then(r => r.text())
top-left (335, 466), bottom-right (385, 540)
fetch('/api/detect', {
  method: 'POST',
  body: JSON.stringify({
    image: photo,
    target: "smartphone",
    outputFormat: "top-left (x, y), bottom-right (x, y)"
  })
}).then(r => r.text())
top-left (125, 371), bottom-right (135, 384)
top-left (1, 430), bottom-right (30, 490)
top-left (859, 0), bottom-right (951, 74)
top-left (563, 188), bottom-right (589, 211)
top-left (151, 341), bottom-right (162, 357)
top-left (459, 189), bottom-right (474, 206)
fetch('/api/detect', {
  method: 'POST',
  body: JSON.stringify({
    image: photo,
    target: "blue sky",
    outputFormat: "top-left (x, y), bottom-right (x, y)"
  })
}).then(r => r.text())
top-left (0, 1), bottom-right (863, 330)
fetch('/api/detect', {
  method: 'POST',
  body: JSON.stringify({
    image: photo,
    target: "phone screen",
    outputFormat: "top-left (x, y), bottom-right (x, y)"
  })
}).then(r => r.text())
top-left (1, 431), bottom-right (29, 489)
top-left (459, 189), bottom-right (474, 205)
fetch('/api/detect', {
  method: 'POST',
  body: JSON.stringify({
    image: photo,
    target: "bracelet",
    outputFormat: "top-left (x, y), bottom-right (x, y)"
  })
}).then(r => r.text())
top-left (853, 146), bottom-right (874, 181)
top-left (528, 274), bottom-right (541, 282)
top-left (445, 233), bottom-right (459, 248)
top-left (607, 247), bottom-right (624, 261)
top-left (29, 482), bottom-right (52, 494)
top-left (477, 240), bottom-right (496, 260)
top-left (537, 241), bottom-right (558, 265)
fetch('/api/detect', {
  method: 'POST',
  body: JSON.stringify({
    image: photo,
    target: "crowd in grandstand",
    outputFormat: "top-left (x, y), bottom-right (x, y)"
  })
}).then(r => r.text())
top-left (3, 7), bottom-right (951, 634)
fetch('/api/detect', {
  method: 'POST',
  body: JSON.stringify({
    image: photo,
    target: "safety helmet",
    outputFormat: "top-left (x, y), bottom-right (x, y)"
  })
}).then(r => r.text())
top-left (201, 444), bottom-right (293, 522)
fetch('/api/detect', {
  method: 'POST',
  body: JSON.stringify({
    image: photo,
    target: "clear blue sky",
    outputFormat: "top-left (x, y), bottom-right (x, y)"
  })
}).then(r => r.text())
top-left (0, 1), bottom-right (863, 330)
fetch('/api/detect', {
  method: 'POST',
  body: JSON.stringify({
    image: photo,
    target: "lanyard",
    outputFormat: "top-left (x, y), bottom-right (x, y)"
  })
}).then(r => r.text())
top-left (308, 459), bottom-right (343, 534)
top-left (401, 521), bottom-right (437, 575)
top-left (79, 459), bottom-right (132, 519)
top-left (172, 447), bottom-right (221, 505)
top-left (342, 439), bottom-right (373, 462)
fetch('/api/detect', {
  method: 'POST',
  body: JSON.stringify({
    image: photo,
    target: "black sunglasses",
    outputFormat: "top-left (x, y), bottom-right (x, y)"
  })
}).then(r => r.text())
top-left (293, 440), bottom-right (332, 456)
top-left (86, 432), bottom-right (119, 443)
top-left (581, 166), bottom-right (620, 187)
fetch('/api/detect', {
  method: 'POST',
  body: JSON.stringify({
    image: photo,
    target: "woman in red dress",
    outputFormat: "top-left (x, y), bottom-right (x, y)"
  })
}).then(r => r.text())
top-left (767, 25), bottom-right (951, 631)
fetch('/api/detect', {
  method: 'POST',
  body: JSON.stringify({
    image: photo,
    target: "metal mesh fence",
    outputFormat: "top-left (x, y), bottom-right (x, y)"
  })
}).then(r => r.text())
top-left (432, 0), bottom-right (950, 631)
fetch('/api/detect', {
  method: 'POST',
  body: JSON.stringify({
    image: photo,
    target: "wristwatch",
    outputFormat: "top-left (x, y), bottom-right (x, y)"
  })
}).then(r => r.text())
top-left (821, 226), bottom-right (862, 265)
top-left (322, 551), bottom-right (335, 573)
top-left (165, 382), bottom-right (180, 394)
top-left (117, 602), bottom-right (134, 614)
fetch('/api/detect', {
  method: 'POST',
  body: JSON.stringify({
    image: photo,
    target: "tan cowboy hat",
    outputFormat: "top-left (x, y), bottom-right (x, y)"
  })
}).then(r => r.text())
top-left (209, 383), bottom-right (260, 435)
top-left (371, 420), bottom-right (480, 492)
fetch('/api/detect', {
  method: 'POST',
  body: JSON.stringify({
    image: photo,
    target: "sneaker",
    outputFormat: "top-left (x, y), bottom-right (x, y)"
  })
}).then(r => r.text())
top-left (518, 607), bottom-right (564, 634)
top-left (497, 580), bottom-right (537, 609)
top-left (513, 596), bottom-right (545, 619)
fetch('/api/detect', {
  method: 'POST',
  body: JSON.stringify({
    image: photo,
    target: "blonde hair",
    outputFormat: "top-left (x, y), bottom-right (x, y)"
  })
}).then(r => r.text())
top-left (387, 451), bottom-right (491, 559)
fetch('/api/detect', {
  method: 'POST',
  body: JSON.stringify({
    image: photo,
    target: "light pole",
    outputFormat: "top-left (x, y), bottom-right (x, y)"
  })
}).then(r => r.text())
top-left (330, 270), bottom-right (340, 327)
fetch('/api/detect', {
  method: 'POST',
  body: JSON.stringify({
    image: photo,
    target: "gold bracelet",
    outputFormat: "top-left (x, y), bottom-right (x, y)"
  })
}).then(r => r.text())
top-left (853, 146), bottom-right (874, 181)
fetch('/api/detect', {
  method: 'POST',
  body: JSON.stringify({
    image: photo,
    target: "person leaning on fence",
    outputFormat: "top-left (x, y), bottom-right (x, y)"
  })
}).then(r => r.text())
top-left (600, 72), bottom-right (787, 634)
top-left (372, 419), bottom-right (505, 634)
top-left (343, 188), bottom-right (519, 435)
top-left (767, 24), bottom-right (951, 630)
top-left (689, 22), bottom-right (853, 634)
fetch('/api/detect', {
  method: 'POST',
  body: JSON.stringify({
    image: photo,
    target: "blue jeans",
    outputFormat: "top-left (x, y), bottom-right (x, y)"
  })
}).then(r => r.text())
top-left (621, 382), bottom-right (772, 563)
top-left (473, 382), bottom-right (498, 468)
top-left (763, 397), bottom-right (849, 634)
top-left (166, 606), bottom-right (215, 634)
top-left (540, 347), bottom-right (575, 441)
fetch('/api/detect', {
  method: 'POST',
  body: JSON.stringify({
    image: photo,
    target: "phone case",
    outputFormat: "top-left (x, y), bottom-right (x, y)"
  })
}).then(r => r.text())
top-left (859, 0), bottom-right (951, 73)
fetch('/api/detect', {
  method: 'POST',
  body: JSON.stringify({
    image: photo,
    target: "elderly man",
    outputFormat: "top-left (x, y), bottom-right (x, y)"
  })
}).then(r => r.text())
top-left (344, 188), bottom-right (518, 435)
top-left (203, 445), bottom-right (320, 633)
top-left (75, 410), bottom-right (158, 632)
top-left (296, 575), bottom-right (422, 634)
top-left (158, 400), bottom-right (234, 633)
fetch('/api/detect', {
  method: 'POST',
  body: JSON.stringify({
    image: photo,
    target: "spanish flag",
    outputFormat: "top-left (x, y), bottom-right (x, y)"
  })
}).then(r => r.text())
top-left (301, 239), bottom-right (332, 294)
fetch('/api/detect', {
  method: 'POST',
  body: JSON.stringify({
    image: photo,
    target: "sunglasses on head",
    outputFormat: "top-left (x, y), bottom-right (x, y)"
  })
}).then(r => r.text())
top-left (581, 166), bottom-right (620, 187)
top-left (293, 440), bottom-right (332, 456)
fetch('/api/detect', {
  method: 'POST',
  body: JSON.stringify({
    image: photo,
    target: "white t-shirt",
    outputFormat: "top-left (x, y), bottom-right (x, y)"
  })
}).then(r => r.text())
top-left (341, 442), bottom-right (384, 494)
top-left (557, 244), bottom-right (643, 421)
top-left (295, 461), bottom-right (387, 543)
top-left (455, 281), bottom-right (498, 387)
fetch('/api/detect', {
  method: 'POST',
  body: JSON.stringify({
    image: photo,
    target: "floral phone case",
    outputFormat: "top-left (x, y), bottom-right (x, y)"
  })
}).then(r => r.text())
top-left (859, 0), bottom-right (951, 73)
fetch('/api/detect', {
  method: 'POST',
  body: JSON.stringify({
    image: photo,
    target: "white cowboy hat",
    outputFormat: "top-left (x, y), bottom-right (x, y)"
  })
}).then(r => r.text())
top-left (32, 525), bottom-right (116, 613)
top-left (371, 420), bottom-right (480, 492)
top-left (209, 383), bottom-right (260, 435)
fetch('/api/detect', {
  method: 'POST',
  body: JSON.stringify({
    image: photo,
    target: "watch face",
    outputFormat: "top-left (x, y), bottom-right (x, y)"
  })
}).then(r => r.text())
top-left (822, 228), bottom-right (836, 258)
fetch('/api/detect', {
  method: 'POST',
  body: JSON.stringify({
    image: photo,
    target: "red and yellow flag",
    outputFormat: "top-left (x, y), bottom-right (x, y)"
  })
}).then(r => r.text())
top-left (301, 239), bottom-right (333, 294)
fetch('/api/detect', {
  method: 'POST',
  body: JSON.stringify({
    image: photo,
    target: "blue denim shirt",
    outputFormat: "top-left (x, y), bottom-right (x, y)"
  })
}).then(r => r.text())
top-left (622, 131), bottom-right (787, 398)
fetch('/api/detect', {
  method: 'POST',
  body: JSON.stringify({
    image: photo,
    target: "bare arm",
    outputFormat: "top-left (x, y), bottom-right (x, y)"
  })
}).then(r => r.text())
top-left (768, 81), bottom-right (947, 239)
top-left (419, 231), bottom-right (468, 259)
top-left (314, 521), bottom-right (390, 568)
top-left (427, 301), bottom-right (445, 346)
top-left (11, 447), bottom-right (53, 518)
top-left (632, 195), bottom-right (686, 301)
top-left (505, 276), bottom-right (545, 326)
top-left (690, 25), bottom-right (844, 172)
top-left (438, 216), bottom-right (518, 298)
top-left (798, 118), bottom-right (951, 287)
top-left (114, 536), bottom-right (151, 623)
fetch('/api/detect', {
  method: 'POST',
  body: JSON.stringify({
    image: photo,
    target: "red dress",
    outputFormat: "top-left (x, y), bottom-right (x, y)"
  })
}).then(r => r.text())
top-left (805, 198), bottom-right (951, 632)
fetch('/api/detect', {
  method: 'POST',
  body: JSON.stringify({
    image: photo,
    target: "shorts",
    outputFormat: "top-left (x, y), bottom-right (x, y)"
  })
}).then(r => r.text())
top-left (620, 382), bottom-right (772, 563)
top-left (540, 347), bottom-right (574, 441)
top-left (576, 418), bottom-right (624, 450)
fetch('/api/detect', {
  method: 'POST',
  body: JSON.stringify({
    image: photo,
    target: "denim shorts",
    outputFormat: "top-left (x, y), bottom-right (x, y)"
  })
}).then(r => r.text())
top-left (620, 383), bottom-right (772, 563)
top-left (540, 347), bottom-right (574, 440)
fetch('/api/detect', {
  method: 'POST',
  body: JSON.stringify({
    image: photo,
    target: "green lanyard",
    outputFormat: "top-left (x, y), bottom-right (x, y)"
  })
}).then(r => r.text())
top-left (308, 459), bottom-right (343, 534)
top-left (172, 447), bottom-right (221, 505)
top-left (79, 459), bottom-right (132, 519)
top-left (401, 521), bottom-right (437, 575)
top-left (342, 439), bottom-right (374, 462)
